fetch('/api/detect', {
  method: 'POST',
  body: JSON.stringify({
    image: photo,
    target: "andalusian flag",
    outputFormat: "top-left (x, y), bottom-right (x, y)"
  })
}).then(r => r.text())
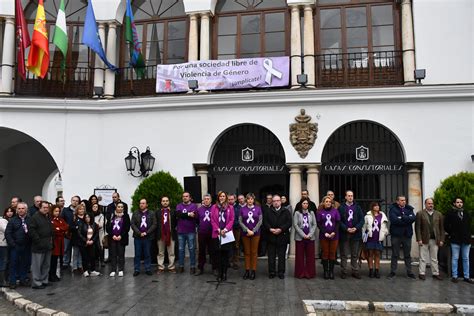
top-left (27, 0), bottom-right (49, 78)
top-left (125, 0), bottom-right (145, 78)
top-left (53, 0), bottom-right (68, 80)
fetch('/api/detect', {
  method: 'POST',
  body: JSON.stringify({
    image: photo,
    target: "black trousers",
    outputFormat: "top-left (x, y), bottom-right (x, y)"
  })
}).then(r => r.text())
top-left (267, 242), bottom-right (287, 275)
top-left (49, 255), bottom-right (61, 277)
top-left (109, 240), bottom-right (125, 272)
top-left (79, 245), bottom-right (96, 273)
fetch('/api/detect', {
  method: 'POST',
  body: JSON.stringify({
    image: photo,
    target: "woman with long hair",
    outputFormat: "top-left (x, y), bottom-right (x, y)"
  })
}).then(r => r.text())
top-left (91, 203), bottom-right (105, 267)
top-left (71, 204), bottom-right (86, 274)
top-left (362, 202), bottom-right (388, 278)
top-left (316, 196), bottom-right (340, 280)
top-left (78, 213), bottom-right (100, 277)
top-left (106, 202), bottom-right (130, 277)
top-left (294, 198), bottom-right (317, 279)
top-left (210, 191), bottom-right (235, 281)
top-left (49, 204), bottom-right (69, 282)
top-left (239, 193), bottom-right (263, 280)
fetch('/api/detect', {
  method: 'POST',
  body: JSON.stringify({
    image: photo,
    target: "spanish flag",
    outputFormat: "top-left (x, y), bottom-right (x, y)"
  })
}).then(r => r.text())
top-left (27, 0), bottom-right (49, 78)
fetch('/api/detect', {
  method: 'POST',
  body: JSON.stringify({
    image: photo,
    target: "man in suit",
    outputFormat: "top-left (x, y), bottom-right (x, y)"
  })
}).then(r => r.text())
top-left (415, 198), bottom-right (444, 280)
top-left (263, 195), bottom-right (292, 279)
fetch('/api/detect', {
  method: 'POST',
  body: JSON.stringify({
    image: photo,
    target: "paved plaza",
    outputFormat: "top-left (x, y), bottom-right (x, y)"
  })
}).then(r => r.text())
top-left (1, 259), bottom-right (473, 315)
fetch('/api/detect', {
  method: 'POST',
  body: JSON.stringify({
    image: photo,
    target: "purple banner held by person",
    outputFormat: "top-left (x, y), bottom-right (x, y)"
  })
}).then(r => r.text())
top-left (156, 56), bottom-right (290, 93)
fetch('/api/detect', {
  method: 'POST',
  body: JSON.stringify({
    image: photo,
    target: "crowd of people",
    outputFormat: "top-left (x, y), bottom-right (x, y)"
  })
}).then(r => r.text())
top-left (0, 190), bottom-right (471, 290)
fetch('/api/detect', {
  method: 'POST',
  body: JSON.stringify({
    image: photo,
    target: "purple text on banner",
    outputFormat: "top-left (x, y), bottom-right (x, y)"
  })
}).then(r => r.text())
top-left (156, 56), bottom-right (290, 93)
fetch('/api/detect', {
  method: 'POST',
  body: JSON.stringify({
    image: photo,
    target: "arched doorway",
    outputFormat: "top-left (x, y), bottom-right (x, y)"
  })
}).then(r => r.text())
top-left (320, 120), bottom-right (406, 212)
top-left (0, 128), bottom-right (59, 208)
top-left (209, 124), bottom-right (288, 201)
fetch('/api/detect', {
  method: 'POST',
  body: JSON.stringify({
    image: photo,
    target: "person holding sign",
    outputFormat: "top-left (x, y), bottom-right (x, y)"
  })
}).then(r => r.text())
top-left (239, 193), bottom-right (263, 280)
top-left (210, 191), bottom-right (235, 281)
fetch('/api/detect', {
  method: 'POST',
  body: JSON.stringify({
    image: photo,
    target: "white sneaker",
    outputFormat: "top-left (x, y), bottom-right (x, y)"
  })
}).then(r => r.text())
top-left (109, 272), bottom-right (116, 277)
top-left (89, 271), bottom-right (100, 277)
top-left (118, 271), bottom-right (124, 277)
top-left (83, 271), bottom-right (89, 277)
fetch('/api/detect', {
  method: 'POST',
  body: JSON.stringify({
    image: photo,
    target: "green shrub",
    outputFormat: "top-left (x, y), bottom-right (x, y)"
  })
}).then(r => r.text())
top-left (131, 171), bottom-right (184, 212)
top-left (433, 171), bottom-right (474, 231)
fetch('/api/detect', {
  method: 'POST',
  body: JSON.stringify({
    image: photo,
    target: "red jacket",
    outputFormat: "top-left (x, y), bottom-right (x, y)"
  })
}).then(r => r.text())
top-left (51, 217), bottom-right (69, 256)
top-left (210, 204), bottom-right (234, 239)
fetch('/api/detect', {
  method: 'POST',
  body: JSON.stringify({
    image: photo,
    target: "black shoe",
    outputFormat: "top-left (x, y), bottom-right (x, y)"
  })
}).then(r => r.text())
top-left (178, 267), bottom-right (184, 273)
top-left (329, 261), bottom-right (335, 280)
top-left (60, 265), bottom-right (69, 270)
top-left (48, 276), bottom-right (58, 283)
top-left (42, 283), bottom-right (50, 287)
top-left (19, 280), bottom-right (30, 287)
top-left (232, 263), bottom-right (239, 270)
top-left (9, 283), bottom-right (16, 289)
top-left (278, 274), bottom-right (285, 279)
top-left (145, 271), bottom-right (152, 276)
top-left (250, 270), bottom-right (256, 280)
top-left (190, 268), bottom-right (196, 275)
top-left (340, 272), bottom-right (347, 279)
top-left (387, 272), bottom-right (396, 279)
top-left (269, 273), bottom-right (276, 279)
top-left (463, 278), bottom-right (474, 284)
top-left (352, 272), bottom-right (361, 279)
top-left (323, 260), bottom-right (329, 280)
top-left (407, 273), bottom-right (416, 279)
top-left (419, 274), bottom-right (426, 280)
top-left (375, 269), bottom-right (380, 279)
top-left (32, 285), bottom-right (45, 290)
top-left (451, 277), bottom-right (458, 283)
top-left (369, 269), bottom-right (374, 278)
top-left (243, 270), bottom-right (250, 280)
top-left (133, 271), bottom-right (140, 277)
top-left (195, 269), bottom-right (204, 276)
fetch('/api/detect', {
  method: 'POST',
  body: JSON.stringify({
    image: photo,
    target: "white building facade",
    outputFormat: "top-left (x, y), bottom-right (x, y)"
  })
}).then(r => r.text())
top-left (0, 0), bottom-right (472, 255)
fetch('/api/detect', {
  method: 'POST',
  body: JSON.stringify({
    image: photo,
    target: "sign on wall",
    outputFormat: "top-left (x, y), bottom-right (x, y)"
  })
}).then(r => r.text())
top-left (156, 56), bottom-right (290, 93)
top-left (94, 188), bottom-right (117, 206)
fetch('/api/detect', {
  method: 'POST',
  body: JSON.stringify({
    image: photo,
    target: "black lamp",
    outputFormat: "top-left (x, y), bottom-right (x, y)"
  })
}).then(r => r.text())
top-left (297, 74), bottom-right (307, 87)
top-left (125, 146), bottom-right (155, 177)
top-left (188, 80), bottom-right (198, 92)
top-left (414, 69), bottom-right (426, 84)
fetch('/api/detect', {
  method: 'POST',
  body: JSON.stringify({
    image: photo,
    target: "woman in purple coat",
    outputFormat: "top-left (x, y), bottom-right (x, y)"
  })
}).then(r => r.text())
top-left (239, 193), bottom-right (263, 280)
top-left (317, 196), bottom-right (341, 280)
top-left (210, 191), bottom-right (235, 281)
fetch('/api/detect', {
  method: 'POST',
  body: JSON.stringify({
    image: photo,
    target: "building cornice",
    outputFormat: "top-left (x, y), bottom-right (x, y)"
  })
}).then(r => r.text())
top-left (0, 84), bottom-right (472, 114)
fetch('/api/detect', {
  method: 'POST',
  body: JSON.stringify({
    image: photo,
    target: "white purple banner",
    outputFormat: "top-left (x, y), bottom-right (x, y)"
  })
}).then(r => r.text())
top-left (156, 56), bottom-right (290, 93)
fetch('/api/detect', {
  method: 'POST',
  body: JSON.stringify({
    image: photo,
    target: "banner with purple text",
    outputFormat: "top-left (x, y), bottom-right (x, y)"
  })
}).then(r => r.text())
top-left (156, 56), bottom-right (289, 93)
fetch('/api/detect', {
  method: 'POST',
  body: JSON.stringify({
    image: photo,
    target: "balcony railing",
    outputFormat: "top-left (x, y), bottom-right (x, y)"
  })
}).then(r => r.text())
top-left (15, 66), bottom-right (93, 98)
top-left (10, 51), bottom-right (403, 99)
top-left (315, 50), bottom-right (403, 87)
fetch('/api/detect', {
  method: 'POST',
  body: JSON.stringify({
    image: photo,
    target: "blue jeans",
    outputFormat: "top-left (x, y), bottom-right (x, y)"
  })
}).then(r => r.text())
top-left (178, 233), bottom-right (196, 268)
top-left (451, 243), bottom-right (471, 279)
top-left (9, 246), bottom-right (30, 284)
top-left (0, 246), bottom-right (7, 271)
top-left (134, 238), bottom-right (151, 272)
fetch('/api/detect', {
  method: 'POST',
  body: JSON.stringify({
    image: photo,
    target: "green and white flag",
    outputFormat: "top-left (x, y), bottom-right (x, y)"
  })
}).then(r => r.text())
top-left (53, 0), bottom-right (68, 80)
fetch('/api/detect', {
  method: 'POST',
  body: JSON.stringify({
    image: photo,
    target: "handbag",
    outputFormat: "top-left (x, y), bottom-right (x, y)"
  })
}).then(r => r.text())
top-left (102, 235), bottom-right (109, 249)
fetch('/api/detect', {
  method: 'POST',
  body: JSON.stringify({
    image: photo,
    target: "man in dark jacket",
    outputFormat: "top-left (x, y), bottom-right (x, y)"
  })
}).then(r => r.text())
top-left (5, 202), bottom-right (31, 289)
top-left (60, 195), bottom-right (80, 269)
top-left (263, 195), bottom-right (292, 279)
top-left (156, 196), bottom-right (177, 274)
top-left (28, 195), bottom-right (42, 217)
top-left (29, 201), bottom-right (54, 289)
top-left (106, 192), bottom-right (129, 223)
top-left (338, 190), bottom-right (364, 279)
top-left (388, 195), bottom-right (416, 279)
top-left (444, 197), bottom-right (473, 283)
top-left (131, 199), bottom-right (157, 276)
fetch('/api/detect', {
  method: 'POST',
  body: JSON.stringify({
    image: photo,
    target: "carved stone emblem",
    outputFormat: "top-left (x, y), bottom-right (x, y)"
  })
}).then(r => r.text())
top-left (290, 109), bottom-right (318, 158)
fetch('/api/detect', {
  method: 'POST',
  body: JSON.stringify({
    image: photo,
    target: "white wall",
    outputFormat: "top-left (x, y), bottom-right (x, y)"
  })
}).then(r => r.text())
top-left (413, 0), bottom-right (474, 84)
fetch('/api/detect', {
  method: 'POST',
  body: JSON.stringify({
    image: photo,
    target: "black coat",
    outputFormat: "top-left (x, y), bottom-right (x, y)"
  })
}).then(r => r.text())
top-left (263, 207), bottom-right (292, 245)
top-left (106, 213), bottom-right (131, 246)
top-left (105, 201), bottom-right (129, 223)
top-left (131, 210), bottom-right (157, 239)
top-left (5, 215), bottom-right (31, 248)
top-left (444, 208), bottom-right (472, 244)
top-left (77, 221), bottom-right (99, 248)
top-left (71, 217), bottom-right (85, 247)
top-left (155, 209), bottom-right (177, 241)
top-left (29, 212), bottom-right (53, 253)
top-left (294, 199), bottom-right (317, 214)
